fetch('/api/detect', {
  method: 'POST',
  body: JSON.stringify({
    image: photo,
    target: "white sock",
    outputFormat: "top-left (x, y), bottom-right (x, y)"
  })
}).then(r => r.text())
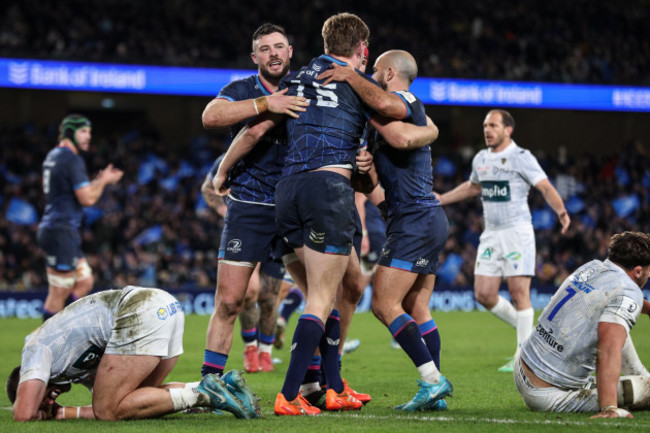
top-left (622, 335), bottom-right (650, 376)
top-left (300, 381), bottom-right (321, 395)
top-left (259, 343), bottom-right (273, 354)
top-left (417, 361), bottom-right (441, 384)
top-left (169, 387), bottom-right (208, 411)
top-left (244, 341), bottom-right (257, 348)
top-left (516, 308), bottom-right (534, 349)
top-left (489, 296), bottom-right (517, 328)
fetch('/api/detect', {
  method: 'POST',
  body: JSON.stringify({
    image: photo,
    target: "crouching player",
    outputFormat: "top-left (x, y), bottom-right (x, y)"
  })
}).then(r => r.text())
top-left (7, 286), bottom-right (261, 421)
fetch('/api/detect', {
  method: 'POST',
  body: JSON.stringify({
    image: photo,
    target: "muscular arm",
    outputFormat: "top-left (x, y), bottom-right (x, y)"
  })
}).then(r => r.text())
top-left (200, 175), bottom-right (226, 216)
top-left (534, 178), bottom-right (570, 234)
top-left (370, 115), bottom-right (438, 150)
top-left (74, 164), bottom-right (123, 207)
top-left (212, 114), bottom-right (280, 196)
top-left (318, 65), bottom-right (407, 119)
top-left (202, 90), bottom-right (307, 128)
top-left (13, 379), bottom-right (49, 421)
top-left (437, 180), bottom-right (481, 206)
top-left (592, 322), bottom-right (631, 418)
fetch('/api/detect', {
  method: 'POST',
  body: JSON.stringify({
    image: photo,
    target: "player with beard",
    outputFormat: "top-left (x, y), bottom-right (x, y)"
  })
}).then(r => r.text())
top-left (200, 23), bottom-right (308, 379)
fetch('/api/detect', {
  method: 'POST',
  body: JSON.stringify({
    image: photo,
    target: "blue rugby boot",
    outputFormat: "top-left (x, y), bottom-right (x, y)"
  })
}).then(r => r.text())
top-left (197, 373), bottom-right (249, 419)
top-left (222, 370), bottom-right (262, 419)
top-left (394, 376), bottom-right (453, 411)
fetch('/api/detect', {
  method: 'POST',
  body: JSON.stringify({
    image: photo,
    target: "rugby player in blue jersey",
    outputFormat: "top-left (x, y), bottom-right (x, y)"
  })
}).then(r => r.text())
top-left (37, 114), bottom-right (123, 322)
top-left (213, 14), bottom-right (438, 415)
top-left (200, 24), bottom-right (308, 379)
top-left (319, 50), bottom-right (453, 411)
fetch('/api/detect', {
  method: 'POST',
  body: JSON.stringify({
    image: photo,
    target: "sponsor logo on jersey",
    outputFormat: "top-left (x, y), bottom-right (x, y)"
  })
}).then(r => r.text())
top-left (569, 274), bottom-right (594, 294)
top-left (480, 181), bottom-right (511, 202)
top-left (158, 301), bottom-right (182, 320)
top-left (309, 229), bottom-right (325, 244)
top-left (505, 252), bottom-right (522, 261)
top-left (227, 239), bottom-right (242, 254)
top-left (535, 324), bottom-right (564, 352)
top-left (415, 258), bottom-right (430, 267)
top-left (72, 345), bottom-right (104, 370)
top-left (381, 248), bottom-right (391, 258)
top-left (578, 269), bottom-right (594, 282)
top-left (46, 255), bottom-right (57, 266)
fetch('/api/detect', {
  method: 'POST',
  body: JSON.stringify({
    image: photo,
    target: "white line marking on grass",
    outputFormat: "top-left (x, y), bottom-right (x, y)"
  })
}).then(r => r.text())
top-left (324, 412), bottom-right (637, 428)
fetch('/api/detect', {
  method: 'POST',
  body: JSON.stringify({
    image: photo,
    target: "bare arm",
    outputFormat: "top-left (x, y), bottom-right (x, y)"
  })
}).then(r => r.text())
top-left (534, 178), bottom-right (570, 235)
top-left (201, 90), bottom-right (308, 129)
top-left (437, 180), bottom-right (482, 206)
top-left (318, 64), bottom-right (407, 119)
top-left (370, 115), bottom-right (438, 150)
top-left (212, 115), bottom-right (280, 196)
top-left (590, 322), bottom-right (632, 419)
top-left (200, 175), bottom-right (226, 217)
top-left (13, 379), bottom-right (49, 421)
top-left (75, 164), bottom-right (123, 207)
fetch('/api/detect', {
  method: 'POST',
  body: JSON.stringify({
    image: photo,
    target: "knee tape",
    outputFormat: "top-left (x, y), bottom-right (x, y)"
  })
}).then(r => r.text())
top-left (76, 260), bottom-right (93, 281)
top-left (47, 273), bottom-right (76, 289)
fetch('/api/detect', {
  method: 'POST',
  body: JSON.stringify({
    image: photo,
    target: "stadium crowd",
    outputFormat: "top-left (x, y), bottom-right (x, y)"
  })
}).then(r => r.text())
top-left (1, 124), bottom-right (648, 292)
top-left (1, 0), bottom-right (648, 85)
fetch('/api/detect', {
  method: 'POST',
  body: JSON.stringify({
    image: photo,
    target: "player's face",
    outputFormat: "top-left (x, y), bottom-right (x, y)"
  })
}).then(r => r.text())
top-left (74, 126), bottom-right (92, 151)
top-left (371, 56), bottom-right (388, 89)
top-left (252, 32), bottom-right (292, 81)
top-left (636, 265), bottom-right (650, 288)
top-left (483, 112), bottom-right (510, 151)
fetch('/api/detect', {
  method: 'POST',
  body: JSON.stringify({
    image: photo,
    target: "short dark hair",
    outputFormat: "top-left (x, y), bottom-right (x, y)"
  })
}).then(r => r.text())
top-left (488, 109), bottom-right (515, 131)
top-left (608, 232), bottom-right (650, 270)
top-left (322, 13), bottom-right (369, 57)
top-left (252, 23), bottom-right (288, 50)
top-left (6, 366), bottom-right (20, 404)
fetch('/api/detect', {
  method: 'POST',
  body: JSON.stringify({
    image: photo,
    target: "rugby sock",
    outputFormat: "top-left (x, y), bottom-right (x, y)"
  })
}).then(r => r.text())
top-left (241, 327), bottom-right (258, 347)
top-left (169, 386), bottom-right (208, 411)
top-left (622, 334), bottom-right (650, 376)
top-left (202, 350), bottom-right (227, 377)
top-left (419, 319), bottom-right (441, 370)
top-left (259, 333), bottom-right (275, 354)
top-left (303, 355), bottom-right (322, 385)
top-left (280, 288), bottom-right (304, 322)
top-left (42, 307), bottom-right (56, 322)
top-left (389, 314), bottom-right (435, 373)
top-left (516, 308), bottom-right (534, 348)
top-left (489, 296), bottom-right (517, 328)
top-left (319, 309), bottom-right (344, 393)
top-left (281, 314), bottom-right (325, 401)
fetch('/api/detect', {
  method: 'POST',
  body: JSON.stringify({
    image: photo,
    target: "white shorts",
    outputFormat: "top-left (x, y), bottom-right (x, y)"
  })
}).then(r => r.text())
top-left (105, 287), bottom-right (184, 359)
top-left (514, 356), bottom-right (600, 412)
top-left (475, 225), bottom-right (535, 277)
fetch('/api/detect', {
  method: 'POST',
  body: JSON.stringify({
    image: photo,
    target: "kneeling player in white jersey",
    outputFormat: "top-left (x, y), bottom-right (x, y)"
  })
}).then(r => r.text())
top-left (516, 232), bottom-right (650, 419)
top-left (7, 286), bottom-right (260, 421)
top-left (437, 109), bottom-right (571, 372)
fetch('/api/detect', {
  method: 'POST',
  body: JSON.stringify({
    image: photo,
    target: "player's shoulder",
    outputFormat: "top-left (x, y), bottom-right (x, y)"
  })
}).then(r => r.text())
top-left (393, 90), bottom-right (420, 104)
top-left (218, 75), bottom-right (258, 98)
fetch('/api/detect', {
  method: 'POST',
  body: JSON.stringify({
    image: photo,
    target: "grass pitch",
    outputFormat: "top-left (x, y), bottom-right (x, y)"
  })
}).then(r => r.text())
top-left (1, 310), bottom-right (649, 432)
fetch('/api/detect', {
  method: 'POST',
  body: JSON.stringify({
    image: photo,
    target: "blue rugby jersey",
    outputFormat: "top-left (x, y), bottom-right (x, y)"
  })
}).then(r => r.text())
top-left (368, 91), bottom-right (440, 217)
top-left (39, 146), bottom-right (90, 230)
top-left (216, 75), bottom-right (286, 204)
top-left (280, 55), bottom-right (373, 176)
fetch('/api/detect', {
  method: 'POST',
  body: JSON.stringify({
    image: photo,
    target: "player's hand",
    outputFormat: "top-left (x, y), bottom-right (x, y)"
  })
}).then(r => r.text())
top-left (267, 88), bottom-right (309, 119)
top-left (212, 170), bottom-right (231, 197)
top-left (590, 407), bottom-right (633, 419)
top-left (361, 232), bottom-right (370, 256)
top-left (558, 210), bottom-right (570, 235)
top-left (318, 63), bottom-right (356, 86)
top-left (356, 149), bottom-right (373, 175)
top-left (98, 163), bottom-right (124, 185)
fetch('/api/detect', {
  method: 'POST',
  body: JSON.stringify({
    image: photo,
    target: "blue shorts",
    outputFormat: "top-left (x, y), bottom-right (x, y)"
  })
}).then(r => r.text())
top-left (275, 171), bottom-right (355, 255)
top-left (364, 204), bottom-right (386, 265)
top-left (37, 226), bottom-right (83, 271)
top-left (260, 255), bottom-right (285, 280)
top-left (219, 198), bottom-right (284, 262)
top-left (378, 206), bottom-right (449, 275)
top-left (353, 208), bottom-right (362, 261)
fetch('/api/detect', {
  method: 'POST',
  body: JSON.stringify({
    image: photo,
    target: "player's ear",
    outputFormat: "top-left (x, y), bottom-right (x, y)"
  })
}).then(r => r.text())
top-left (288, 45), bottom-right (293, 59)
top-left (251, 51), bottom-right (258, 65)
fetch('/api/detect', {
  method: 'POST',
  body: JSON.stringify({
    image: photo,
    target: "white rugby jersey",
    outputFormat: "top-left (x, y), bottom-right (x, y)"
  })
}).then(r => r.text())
top-left (469, 141), bottom-right (547, 229)
top-left (20, 287), bottom-right (135, 388)
top-left (521, 259), bottom-right (643, 389)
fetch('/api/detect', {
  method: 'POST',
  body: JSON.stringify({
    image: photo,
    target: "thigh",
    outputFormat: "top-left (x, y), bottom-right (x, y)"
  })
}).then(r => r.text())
top-left (93, 353), bottom-right (162, 409)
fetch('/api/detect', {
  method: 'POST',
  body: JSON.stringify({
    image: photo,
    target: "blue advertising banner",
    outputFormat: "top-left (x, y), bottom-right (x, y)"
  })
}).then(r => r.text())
top-left (1, 58), bottom-right (649, 112)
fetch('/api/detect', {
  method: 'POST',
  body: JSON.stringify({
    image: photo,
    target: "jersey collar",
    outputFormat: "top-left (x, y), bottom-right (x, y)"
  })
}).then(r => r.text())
top-left (255, 75), bottom-right (273, 96)
top-left (319, 54), bottom-right (347, 66)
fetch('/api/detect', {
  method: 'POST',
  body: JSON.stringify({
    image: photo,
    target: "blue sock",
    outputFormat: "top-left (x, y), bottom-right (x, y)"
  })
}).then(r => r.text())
top-left (259, 332), bottom-right (275, 346)
top-left (280, 288), bottom-right (304, 322)
top-left (319, 310), bottom-right (343, 393)
top-left (303, 355), bottom-right (322, 385)
top-left (202, 350), bottom-right (228, 377)
top-left (389, 314), bottom-right (433, 368)
top-left (42, 307), bottom-right (55, 322)
top-left (241, 327), bottom-right (258, 345)
top-left (281, 314), bottom-right (325, 401)
top-left (419, 319), bottom-right (441, 369)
